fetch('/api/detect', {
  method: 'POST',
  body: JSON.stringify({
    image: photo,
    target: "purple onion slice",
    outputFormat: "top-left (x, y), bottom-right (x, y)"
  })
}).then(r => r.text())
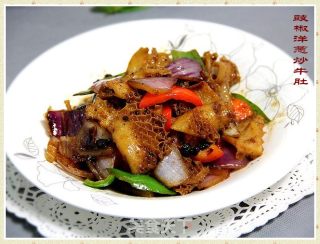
top-left (167, 58), bottom-right (202, 81)
top-left (128, 77), bottom-right (177, 94)
top-left (212, 143), bottom-right (249, 169)
top-left (47, 107), bottom-right (85, 137)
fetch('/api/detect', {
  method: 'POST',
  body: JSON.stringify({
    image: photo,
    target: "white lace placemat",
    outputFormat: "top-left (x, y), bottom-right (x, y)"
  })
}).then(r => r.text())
top-left (6, 153), bottom-right (314, 238)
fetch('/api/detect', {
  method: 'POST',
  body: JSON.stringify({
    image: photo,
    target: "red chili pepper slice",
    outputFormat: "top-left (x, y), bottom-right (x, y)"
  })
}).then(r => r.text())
top-left (162, 105), bottom-right (172, 131)
top-left (194, 144), bottom-right (224, 163)
top-left (231, 98), bottom-right (253, 121)
top-left (139, 86), bottom-right (203, 109)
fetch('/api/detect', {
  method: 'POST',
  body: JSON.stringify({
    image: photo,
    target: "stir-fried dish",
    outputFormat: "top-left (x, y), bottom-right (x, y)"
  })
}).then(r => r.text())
top-left (45, 48), bottom-right (270, 196)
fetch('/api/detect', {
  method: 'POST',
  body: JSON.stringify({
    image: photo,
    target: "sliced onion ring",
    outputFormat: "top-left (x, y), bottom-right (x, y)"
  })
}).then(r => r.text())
top-left (47, 107), bottom-right (85, 137)
top-left (128, 77), bottom-right (177, 94)
top-left (96, 156), bottom-right (115, 178)
top-left (154, 147), bottom-right (189, 187)
top-left (167, 58), bottom-right (202, 81)
top-left (197, 169), bottom-right (230, 189)
top-left (212, 143), bottom-right (249, 169)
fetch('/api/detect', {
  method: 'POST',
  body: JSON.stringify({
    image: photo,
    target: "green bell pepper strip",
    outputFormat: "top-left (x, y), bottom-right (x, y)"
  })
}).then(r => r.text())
top-left (231, 93), bottom-right (271, 123)
top-left (73, 89), bottom-right (95, 96)
top-left (108, 168), bottom-right (177, 195)
top-left (103, 72), bottom-right (126, 79)
top-left (171, 49), bottom-right (204, 68)
top-left (83, 175), bottom-right (115, 188)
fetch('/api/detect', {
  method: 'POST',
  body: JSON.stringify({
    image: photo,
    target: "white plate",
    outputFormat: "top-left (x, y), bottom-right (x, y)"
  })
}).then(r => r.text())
top-left (6, 19), bottom-right (315, 219)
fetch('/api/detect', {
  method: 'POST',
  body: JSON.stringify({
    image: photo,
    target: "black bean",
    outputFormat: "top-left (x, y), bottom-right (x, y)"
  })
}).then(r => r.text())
top-left (106, 97), bottom-right (126, 109)
top-left (180, 144), bottom-right (191, 157)
top-left (193, 146), bottom-right (200, 154)
top-left (198, 141), bottom-right (210, 150)
top-left (81, 128), bottom-right (97, 150)
top-left (180, 144), bottom-right (199, 157)
top-left (87, 156), bottom-right (97, 163)
top-left (96, 139), bottom-right (112, 149)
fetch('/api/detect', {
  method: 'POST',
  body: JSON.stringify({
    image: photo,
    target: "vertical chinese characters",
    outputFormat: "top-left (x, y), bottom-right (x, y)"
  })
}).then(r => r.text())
top-left (293, 14), bottom-right (309, 85)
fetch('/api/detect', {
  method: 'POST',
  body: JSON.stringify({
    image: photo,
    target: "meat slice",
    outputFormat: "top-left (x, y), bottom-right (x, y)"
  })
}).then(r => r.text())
top-left (203, 52), bottom-right (240, 88)
top-left (125, 47), bottom-right (171, 80)
top-left (223, 115), bottom-right (265, 159)
top-left (110, 119), bottom-right (158, 173)
top-left (86, 97), bottom-right (116, 130)
top-left (98, 78), bottom-right (137, 101)
top-left (173, 159), bottom-right (209, 195)
top-left (193, 82), bottom-right (220, 105)
top-left (171, 103), bottom-right (232, 141)
top-left (86, 98), bottom-right (170, 174)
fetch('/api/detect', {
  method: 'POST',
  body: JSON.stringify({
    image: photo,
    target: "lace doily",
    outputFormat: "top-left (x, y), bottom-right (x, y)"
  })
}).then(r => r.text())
top-left (6, 152), bottom-right (314, 238)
